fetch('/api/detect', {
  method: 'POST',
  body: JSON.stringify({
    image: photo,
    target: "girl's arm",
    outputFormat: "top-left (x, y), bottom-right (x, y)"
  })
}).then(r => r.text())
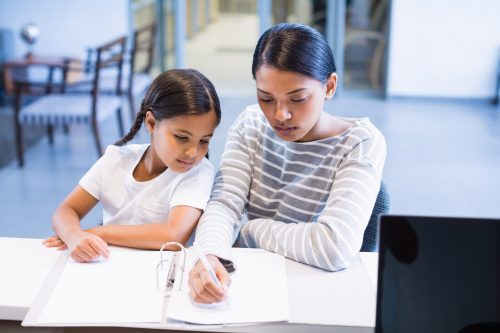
top-left (86, 205), bottom-right (202, 250)
top-left (46, 185), bottom-right (109, 262)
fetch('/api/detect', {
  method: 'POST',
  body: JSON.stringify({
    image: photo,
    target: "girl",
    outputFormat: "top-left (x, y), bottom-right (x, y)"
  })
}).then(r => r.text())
top-left (43, 69), bottom-right (221, 263)
top-left (189, 23), bottom-right (386, 303)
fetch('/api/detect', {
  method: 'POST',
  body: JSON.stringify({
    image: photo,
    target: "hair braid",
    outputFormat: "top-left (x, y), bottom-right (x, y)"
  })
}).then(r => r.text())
top-left (114, 106), bottom-right (148, 146)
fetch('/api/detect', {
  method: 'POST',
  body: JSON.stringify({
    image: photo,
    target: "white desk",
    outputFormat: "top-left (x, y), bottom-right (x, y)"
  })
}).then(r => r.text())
top-left (0, 237), bottom-right (378, 333)
top-left (0, 237), bottom-right (59, 321)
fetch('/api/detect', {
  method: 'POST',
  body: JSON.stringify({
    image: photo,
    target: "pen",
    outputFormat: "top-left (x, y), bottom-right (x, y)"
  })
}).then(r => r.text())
top-left (193, 242), bottom-right (231, 308)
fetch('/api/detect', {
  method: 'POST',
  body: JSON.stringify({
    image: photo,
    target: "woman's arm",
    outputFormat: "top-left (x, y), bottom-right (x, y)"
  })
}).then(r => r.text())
top-left (87, 205), bottom-right (202, 250)
top-left (47, 185), bottom-right (109, 262)
top-left (238, 137), bottom-right (386, 272)
top-left (194, 112), bottom-right (253, 260)
top-left (189, 112), bottom-right (254, 303)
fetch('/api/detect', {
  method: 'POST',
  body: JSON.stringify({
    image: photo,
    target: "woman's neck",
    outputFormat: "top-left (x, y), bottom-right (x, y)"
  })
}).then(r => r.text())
top-left (301, 112), bottom-right (352, 142)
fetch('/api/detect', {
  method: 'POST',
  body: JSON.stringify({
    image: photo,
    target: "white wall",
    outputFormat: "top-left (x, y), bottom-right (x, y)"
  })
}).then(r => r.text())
top-left (0, 0), bottom-right (130, 59)
top-left (387, 0), bottom-right (500, 99)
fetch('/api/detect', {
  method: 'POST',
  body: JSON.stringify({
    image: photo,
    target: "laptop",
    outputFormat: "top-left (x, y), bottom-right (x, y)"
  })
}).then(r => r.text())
top-left (376, 215), bottom-right (500, 333)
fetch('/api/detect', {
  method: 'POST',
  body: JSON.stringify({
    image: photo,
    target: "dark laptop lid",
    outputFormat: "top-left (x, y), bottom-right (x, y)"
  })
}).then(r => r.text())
top-left (376, 215), bottom-right (500, 333)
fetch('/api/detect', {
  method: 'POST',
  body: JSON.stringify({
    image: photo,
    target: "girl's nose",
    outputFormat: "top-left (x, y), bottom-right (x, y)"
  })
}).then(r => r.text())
top-left (185, 145), bottom-right (198, 158)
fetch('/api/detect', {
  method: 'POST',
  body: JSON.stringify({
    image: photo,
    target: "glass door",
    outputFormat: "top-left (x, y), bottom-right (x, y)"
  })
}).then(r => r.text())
top-left (342, 0), bottom-right (389, 93)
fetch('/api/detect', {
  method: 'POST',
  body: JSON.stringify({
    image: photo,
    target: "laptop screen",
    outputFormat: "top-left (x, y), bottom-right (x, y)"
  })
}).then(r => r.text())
top-left (376, 215), bottom-right (500, 333)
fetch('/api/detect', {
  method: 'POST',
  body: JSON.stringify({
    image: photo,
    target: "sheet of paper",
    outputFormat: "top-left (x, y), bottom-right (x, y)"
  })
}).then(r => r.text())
top-left (166, 248), bottom-right (290, 325)
top-left (38, 247), bottom-right (170, 324)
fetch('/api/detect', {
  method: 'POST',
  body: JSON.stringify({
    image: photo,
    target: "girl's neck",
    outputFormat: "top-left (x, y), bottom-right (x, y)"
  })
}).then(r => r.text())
top-left (133, 146), bottom-right (167, 182)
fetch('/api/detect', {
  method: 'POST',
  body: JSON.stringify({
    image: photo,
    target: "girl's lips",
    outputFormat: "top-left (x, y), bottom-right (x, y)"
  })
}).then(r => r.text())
top-left (177, 159), bottom-right (195, 167)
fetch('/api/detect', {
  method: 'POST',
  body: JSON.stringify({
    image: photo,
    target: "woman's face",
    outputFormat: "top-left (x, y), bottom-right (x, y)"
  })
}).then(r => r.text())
top-left (255, 65), bottom-right (336, 142)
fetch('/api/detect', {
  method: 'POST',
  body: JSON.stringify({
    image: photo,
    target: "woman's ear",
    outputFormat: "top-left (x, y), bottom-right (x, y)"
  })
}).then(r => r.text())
top-left (144, 111), bottom-right (156, 135)
top-left (325, 73), bottom-right (337, 100)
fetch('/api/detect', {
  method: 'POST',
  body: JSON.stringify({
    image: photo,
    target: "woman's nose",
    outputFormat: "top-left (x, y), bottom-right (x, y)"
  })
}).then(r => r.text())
top-left (274, 103), bottom-right (292, 122)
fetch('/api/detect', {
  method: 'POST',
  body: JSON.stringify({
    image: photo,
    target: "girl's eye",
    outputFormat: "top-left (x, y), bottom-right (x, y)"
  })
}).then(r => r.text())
top-left (200, 140), bottom-right (210, 145)
top-left (174, 135), bottom-right (188, 141)
top-left (291, 97), bottom-right (307, 103)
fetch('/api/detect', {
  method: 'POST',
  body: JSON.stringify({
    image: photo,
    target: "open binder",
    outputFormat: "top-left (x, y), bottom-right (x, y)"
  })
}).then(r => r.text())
top-left (22, 245), bottom-right (289, 327)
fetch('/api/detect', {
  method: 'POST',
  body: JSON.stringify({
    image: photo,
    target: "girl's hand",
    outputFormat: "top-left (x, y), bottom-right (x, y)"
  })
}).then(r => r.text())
top-left (188, 254), bottom-right (231, 304)
top-left (43, 236), bottom-right (68, 251)
top-left (67, 231), bottom-right (110, 263)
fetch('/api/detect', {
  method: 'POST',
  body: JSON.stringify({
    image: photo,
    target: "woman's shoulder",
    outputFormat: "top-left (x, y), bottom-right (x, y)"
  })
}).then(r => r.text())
top-left (341, 117), bottom-right (384, 143)
top-left (237, 104), bottom-right (266, 123)
top-left (232, 104), bottom-right (268, 132)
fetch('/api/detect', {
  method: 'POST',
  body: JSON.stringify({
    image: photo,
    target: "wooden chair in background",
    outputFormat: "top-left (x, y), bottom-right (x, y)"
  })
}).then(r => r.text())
top-left (12, 36), bottom-right (127, 167)
top-left (126, 22), bottom-right (157, 119)
top-left (79, 23), bottom-right (157, 120)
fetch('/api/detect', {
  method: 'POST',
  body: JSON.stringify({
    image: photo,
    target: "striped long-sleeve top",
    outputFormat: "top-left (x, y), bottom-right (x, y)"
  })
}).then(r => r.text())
top-left (195, 104), bottom-right (386, 271)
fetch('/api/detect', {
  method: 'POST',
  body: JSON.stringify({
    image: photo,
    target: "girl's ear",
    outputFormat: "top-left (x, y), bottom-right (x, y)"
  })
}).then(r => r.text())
top-left (144, 111), bottom-right (156, 135)
top-left (325, 73), bottom-right (337, 100)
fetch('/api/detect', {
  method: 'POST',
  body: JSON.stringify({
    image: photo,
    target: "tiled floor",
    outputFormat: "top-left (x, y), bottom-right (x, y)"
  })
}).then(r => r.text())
top-left (1, 93), bottom-right (499, 239)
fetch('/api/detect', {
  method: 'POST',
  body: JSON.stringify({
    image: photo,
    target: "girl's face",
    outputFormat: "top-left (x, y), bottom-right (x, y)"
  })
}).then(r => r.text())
top-left (255, 65), bottom-right (336, 142)
top-left (146, 110), bottom-right (218, 173)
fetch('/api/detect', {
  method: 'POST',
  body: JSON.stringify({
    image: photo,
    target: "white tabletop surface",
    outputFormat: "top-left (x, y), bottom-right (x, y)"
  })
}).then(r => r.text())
top-left (0, 237), bottom-right (60, 320)
top-left (0, 236), bottom-right (379, 332)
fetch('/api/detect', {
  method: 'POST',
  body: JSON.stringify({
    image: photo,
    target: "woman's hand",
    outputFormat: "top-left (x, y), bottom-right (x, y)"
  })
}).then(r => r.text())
top-left (66, 231), bottom-right (109, 263)
top-left (188, 254), bottom-right (231, 304)
top-left (43, 235), bottom-right (68, 251)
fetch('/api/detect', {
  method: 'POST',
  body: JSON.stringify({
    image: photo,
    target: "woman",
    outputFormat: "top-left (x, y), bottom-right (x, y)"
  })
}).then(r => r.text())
top-left (189, 23), bottom-right (386, 303)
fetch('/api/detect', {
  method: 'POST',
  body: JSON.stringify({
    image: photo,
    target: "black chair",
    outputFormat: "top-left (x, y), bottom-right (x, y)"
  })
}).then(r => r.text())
top-left (13, 36), bottom-right (127, 167)
top-left (361, 179), bottom-right (391, 252)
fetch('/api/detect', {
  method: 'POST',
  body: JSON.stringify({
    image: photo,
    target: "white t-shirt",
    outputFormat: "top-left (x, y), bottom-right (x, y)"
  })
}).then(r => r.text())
top-left (79, 144), bottom-right (214, 226)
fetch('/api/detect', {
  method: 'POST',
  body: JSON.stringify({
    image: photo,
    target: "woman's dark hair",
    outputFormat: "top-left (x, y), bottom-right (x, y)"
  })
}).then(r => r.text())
top-left (115, 68), bottom-right (221, 146)
top-left (252, 23), bottom-right (336, 83)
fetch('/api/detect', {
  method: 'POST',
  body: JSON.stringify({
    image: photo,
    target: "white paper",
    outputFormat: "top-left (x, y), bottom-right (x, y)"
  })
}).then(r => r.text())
top-left (38, 247), bottom-right (171, 324)
top-left (165, 248), bottom-right (290, 325)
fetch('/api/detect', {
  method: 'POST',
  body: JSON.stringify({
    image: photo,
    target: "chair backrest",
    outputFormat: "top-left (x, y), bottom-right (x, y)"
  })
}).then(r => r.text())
top-left (361, 179), bottom-right (390, 252)
top-left (92, 36), bottom-right (127, 98)
top-left (130, 23), bottom-right (157, 77)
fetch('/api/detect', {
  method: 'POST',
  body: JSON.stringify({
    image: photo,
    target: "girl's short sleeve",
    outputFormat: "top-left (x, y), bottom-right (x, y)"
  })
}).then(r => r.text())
top-left (169, 158), bottom-right (215, 210)
top-left (78, 146), bottom-right (117, 200)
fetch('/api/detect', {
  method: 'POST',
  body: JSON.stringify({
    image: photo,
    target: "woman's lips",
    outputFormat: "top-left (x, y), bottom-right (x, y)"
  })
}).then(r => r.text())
top-left (274, 125), bottom-right (297, 135)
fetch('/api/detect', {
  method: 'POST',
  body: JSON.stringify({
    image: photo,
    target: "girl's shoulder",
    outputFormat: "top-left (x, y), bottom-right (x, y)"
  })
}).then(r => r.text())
top-left (190, 157), bottom-right (214, 174)
top-left (102, 144), bottom-right (149, 163)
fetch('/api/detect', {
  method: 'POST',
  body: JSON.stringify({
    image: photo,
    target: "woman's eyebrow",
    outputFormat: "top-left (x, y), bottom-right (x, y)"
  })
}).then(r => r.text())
top-left (286, 88), bottom-right (307, 95)
top-left (257, 88), bottom-right (307, 95)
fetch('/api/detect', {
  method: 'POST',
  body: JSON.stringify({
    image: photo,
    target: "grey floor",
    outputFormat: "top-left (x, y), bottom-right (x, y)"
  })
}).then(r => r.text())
top-left (1, 94), bottom-right (500, 239)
